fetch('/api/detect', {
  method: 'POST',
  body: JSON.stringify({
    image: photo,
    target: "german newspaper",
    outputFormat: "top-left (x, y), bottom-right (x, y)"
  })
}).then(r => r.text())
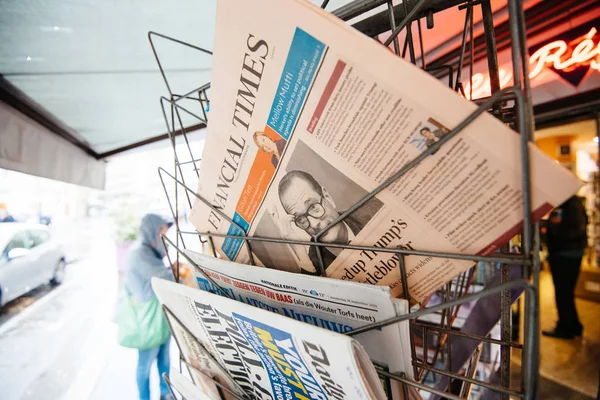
top-left (184, 249), bottom-right (413, 399)
top-left (166, 309), bottom-right (245, 400)
top-left (153, 278), bottom-right (387, 400)
top-left (189, 0), bottom-right (581, 301)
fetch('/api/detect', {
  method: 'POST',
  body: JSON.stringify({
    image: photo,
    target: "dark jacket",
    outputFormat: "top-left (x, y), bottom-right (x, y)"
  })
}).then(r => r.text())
top-left (547, 196), bottom-right (588, 253)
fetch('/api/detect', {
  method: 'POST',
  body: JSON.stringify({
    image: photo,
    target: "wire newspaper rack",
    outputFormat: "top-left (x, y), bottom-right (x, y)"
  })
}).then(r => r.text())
top-left (150, 0), bottom-right (539, 399)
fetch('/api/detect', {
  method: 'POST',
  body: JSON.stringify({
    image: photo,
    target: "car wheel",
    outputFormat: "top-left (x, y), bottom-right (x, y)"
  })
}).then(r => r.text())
top-left (50, 260), bottom-right (66, 286)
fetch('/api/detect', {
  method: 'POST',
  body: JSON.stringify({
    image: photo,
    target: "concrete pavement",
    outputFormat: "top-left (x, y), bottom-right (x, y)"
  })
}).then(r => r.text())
top-left (0, 219), bottom-right (119, 400)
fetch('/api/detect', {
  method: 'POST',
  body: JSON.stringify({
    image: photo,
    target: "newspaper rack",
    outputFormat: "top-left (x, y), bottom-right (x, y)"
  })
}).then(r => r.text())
top-left (149, 0), bottom-right (539, 398)
top-left (162, 303), bottom-right (250, 400)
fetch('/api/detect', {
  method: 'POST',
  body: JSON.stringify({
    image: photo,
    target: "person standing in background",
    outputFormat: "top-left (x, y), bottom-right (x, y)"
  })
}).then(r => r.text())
top-left (542, 196), bottom-right (587, 339)
top-left (125, 214), bottom-right (176, 400)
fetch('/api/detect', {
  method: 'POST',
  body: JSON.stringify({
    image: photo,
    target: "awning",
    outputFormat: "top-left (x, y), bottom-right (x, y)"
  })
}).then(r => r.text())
top-left (0, 100), bottom-right (106, 189)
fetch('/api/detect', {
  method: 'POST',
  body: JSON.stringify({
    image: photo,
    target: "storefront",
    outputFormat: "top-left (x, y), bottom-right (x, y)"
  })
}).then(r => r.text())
top-left (531, 18), bottom-right (600, 302)
top-left (467, 13), bottom-right (600, 301)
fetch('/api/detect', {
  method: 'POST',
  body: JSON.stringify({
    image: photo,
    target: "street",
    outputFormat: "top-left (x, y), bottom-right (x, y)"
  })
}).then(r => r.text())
top-left (0, 218), bottom-right (183, 400)
top-left (0, 219), bottom-right (118, 400)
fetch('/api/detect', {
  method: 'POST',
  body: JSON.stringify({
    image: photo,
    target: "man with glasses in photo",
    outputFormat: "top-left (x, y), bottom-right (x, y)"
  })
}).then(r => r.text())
top-left (278, 170), bottom-right (380, 275)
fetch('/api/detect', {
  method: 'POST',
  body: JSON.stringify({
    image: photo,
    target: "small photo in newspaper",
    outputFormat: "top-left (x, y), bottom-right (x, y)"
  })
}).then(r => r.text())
top-left (409, 118), bottom-right (450, 154)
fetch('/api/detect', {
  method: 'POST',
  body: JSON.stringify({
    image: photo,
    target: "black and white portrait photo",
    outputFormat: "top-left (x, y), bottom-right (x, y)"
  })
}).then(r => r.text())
top-left (252, 140), bottom-right (383, 275)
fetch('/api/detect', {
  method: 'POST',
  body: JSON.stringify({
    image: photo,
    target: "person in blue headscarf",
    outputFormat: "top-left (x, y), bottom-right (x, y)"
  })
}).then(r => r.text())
top-left (125, 213), bottom-right (175, 400)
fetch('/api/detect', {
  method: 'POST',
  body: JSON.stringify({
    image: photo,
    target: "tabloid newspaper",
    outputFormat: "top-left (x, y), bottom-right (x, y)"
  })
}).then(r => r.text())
top-left (169, 368), bottom-right (213, 400)
top-left (165, 308), bottom-right (246, 400)
top-left (153, 278), bottom-right (388, 400)
top-left (182, 249), bottom-right (415, 399)
top-left (188, 0), bottom-right (582, 302)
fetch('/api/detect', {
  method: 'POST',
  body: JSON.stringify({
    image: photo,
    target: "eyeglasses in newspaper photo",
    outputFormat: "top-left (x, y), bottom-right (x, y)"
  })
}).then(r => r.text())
top-left (294, 199), bottom-right (326, 230)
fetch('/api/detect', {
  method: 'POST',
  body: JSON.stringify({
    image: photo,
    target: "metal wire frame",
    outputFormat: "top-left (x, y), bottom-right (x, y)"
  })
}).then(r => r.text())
top-left (160, 233), bottom-right (536, 400)
top-left (414, 268), bottom-right (477, 383)
top-left (149, 31), bottom-right (213, 286)
top-left (162, 303), bottom-right (250, 400)
top-left (349, 3), bottom-right (532, 397)
top-left (154, 85), bottom-right (537, 399)
top-left (162, 373), bottom-right (180, 399)
top-left (149, 0), bottom-right (537, 397)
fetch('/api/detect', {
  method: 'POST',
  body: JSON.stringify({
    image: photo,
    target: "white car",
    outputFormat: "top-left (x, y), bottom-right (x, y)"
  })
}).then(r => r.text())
top-left (0, 223), bottom-right (66, 306)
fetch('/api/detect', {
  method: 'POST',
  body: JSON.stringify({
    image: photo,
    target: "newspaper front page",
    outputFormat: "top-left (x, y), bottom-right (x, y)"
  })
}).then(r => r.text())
top-left (166, 310), bottom-right (245, 400)
top-left (153, 278), bottom-right (387, 400)
top-left (189, 0), bottom-right (582, 301)
top-left (183, 249), bottom-right (412, 398)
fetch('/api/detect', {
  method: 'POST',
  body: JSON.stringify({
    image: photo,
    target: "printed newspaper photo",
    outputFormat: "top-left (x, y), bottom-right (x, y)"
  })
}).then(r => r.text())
top-left (153, 277), bottom-right (388, 400)
top-left (189, 0), bottom-right (582, 301)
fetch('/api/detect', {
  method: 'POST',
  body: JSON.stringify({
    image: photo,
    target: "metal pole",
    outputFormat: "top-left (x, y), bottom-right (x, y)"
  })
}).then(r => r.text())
top-left (454, 6), bottom-right (472, 92)
top-left (507, 1), bottom-right (537, 398)
top-left (398, 254), bottom-right (418, 378)
top-left (191, 229), bottom-right (529, 265)
top-left (171, 99), bottom-right (181, 283)
top-left (383, 0), bottom-right (428, 47)
top-left (481, 0), bottom-right (502, 117)
top-left (596, 111), bottom-right (600, 167)
top-left (500, 260), bottom-right (511, 399)
top-left (387, 1), bottom-right (400, 55)
top-left (402, 0), bottom-right (417, 64)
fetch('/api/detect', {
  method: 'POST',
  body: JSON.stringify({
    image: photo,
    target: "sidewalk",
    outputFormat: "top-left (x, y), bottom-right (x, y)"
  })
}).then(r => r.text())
top-left (88, 336), bottom-right (180, 400)
top-left (537, 269), bottom-right (600, 398)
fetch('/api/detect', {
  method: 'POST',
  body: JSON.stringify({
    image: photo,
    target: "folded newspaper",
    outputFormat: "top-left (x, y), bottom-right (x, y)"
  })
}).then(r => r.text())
top-left (164, 306), bottom-right (246, 400)
top-left (169, 368), bottom-right (213, 400)
top-left (153, 278), bottom-right (388, 400)
top-left (183, 248), bottom-right (417, 399)
top-left (189, 0), bottom-right (582, 302)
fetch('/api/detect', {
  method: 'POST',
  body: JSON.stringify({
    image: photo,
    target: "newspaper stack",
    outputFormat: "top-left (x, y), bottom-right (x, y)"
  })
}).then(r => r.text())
top-left (153, 277), bottom-right (388, 400)
top-left (187, 249), bottom-right (423, 398)
top-left (164, 307), bottom-right (246, 399)
top-left (188, 0), bottom-right (581, 302)
top-left (185, 249), bottom-right (411, 375)
top-left (161, 249), bottom-right (423, 399)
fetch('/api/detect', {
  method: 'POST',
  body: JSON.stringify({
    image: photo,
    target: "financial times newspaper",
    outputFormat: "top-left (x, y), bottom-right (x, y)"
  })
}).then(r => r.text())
top-left (153, 278), bottom-right (387, 400)
top-left (189, 0), bottom-right (582, 301)
top-left (169, 368), bottom-right (213, 400)
top-left (183, 249), bottom-right (412, 399)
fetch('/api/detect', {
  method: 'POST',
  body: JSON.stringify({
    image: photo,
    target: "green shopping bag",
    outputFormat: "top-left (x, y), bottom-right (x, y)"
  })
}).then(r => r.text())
top-left (118, 288), bottom-right (171, 350)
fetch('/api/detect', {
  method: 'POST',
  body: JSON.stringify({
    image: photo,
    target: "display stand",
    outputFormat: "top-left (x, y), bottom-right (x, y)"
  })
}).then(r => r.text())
top-left (149, 0), bottom-right (539, 398)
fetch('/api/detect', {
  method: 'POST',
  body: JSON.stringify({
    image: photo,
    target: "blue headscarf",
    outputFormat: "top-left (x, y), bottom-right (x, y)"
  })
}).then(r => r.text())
top-left (139, 213), bottom-right (172, 259)
top-left (125, 213), bottom-right (174, 302)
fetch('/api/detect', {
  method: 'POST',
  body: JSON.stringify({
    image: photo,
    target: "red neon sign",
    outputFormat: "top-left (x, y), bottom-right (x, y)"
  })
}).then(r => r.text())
top-left (530, 27), bottom-right (600, 77)
top-left (465, 26), bottom-right (600, 99)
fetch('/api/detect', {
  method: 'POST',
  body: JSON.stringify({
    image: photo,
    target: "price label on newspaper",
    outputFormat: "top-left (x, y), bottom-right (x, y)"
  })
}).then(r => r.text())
top-left (189, 0), bottom-right (581, 301)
